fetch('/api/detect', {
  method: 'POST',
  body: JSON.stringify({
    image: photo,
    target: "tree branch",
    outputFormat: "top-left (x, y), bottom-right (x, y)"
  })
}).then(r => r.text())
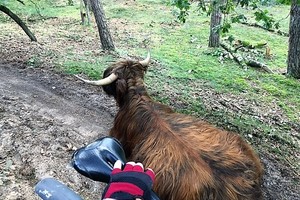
top-left (240, 21), bottom-right (289, 37)
top-left (0, 5), bottom-right (37, 41)
top-left (16, 0), bottom-right (25, 5)
top-left (220, 42), bottom-right (273, 73)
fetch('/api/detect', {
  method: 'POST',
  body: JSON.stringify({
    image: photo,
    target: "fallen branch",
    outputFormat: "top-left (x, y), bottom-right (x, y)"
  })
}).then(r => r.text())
top-left (27, 16), bottom-right (58, 22)
top-left (246, 60), bottom-right (274, 73)
top-left (220, 42), bottom-right (247, 68)
top-left (220, 42), bottom-right (273, 73)
top-left (240, 22), bottom-right (289, 37)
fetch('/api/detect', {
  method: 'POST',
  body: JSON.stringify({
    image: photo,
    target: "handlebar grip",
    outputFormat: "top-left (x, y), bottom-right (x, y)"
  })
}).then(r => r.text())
top-left (35, 178), bottom-right (83, 200)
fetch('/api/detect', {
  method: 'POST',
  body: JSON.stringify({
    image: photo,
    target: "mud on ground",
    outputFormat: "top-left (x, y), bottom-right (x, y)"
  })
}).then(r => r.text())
top-left (0, 64), bottom-right (117, 199)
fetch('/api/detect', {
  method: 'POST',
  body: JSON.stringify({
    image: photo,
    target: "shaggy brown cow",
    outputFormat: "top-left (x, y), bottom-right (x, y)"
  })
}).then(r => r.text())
top-left (75, 53), bottom-right (263, 200)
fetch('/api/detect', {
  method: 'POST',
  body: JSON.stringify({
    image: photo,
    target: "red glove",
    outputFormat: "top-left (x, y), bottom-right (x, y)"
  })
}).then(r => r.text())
top-left (102, 160), bottom-right (155, 200)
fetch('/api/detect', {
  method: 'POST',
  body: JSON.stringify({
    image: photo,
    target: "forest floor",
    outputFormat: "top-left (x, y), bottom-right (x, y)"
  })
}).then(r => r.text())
top-left (0, 12), bottom-right (299, 200)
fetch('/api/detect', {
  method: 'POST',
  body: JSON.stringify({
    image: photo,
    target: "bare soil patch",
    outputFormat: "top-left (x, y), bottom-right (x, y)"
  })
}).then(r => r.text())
top-left (0, 64), bottom-right (116, 199)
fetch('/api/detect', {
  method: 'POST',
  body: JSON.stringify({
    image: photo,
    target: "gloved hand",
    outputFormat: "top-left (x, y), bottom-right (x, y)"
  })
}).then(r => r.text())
top-left (102, 160), bottom-right (155, 200)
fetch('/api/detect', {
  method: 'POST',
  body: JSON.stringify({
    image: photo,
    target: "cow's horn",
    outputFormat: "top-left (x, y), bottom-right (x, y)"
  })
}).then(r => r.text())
top-left (139, 51), bottom-right (151, 67)
top-left (74, 73), bottom-right (118, 86)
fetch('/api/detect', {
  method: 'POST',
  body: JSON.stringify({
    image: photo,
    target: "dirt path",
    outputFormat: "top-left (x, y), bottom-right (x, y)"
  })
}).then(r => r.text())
top-left (0, 64), bottom-right (116, 199)
top-left (0, 64), bottom-right (299, 200)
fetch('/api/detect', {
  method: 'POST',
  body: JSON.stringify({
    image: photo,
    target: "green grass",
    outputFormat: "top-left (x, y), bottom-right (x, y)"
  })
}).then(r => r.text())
top-left (0, 0), bottom-right (80, 21)
top-left (105, 0), bottom-right (299, 166)
top-left (58, 53), bottom-right (117, 79)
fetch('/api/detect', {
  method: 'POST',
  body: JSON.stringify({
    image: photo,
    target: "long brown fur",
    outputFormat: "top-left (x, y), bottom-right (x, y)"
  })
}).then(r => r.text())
top-left (101, 60), bottom-right (263, 200)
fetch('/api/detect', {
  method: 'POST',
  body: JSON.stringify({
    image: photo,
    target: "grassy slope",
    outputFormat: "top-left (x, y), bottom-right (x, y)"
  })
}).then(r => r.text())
top-left (104, 1), bottom-right (299, 156)
top-left (1, 0), bottom-right (299, 170)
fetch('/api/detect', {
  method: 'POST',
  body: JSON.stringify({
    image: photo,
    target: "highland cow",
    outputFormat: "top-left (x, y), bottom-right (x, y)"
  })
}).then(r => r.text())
top-left (75, 53), bottom-right (263, 200)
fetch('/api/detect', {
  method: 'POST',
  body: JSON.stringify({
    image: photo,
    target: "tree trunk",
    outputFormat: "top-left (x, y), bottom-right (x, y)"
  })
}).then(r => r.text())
top-left (287, 0), bottom-right (300, 79)
top-left (80, 0), bottom-right (85, 24)
top-left (209, 0), bottom-right (224, 47)
top-left (0, 5), bottom-right (37, 42)
top-left (89, 0), bottom-right (115, 51)
top-left (80, 0), bottom-right (91, 25)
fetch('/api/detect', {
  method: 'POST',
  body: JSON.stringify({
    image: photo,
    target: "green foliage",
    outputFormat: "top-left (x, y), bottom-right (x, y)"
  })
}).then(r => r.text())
top-left (227, 35), bottom-right (235, 43)
top-left (254, 9), bottom-right (279, 29)
top-left (170, 0), bottom-right (190, 22)
top-left (220, 0), bottom-right (235, 14)
top-left (67, 0), bottom-right (74, 6)
top-left (222, 20), bottom-right (232, 33)
top-left (240, 0), bottom-right (252, 7)
top-left (275, 0), bottom-right (291, 5)
top-left (231, 14), bottom-right (248, 23)
top-left (26, 56), bottom-right (41, 68)
top-left (171, 0), bottom-right (280, 34)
